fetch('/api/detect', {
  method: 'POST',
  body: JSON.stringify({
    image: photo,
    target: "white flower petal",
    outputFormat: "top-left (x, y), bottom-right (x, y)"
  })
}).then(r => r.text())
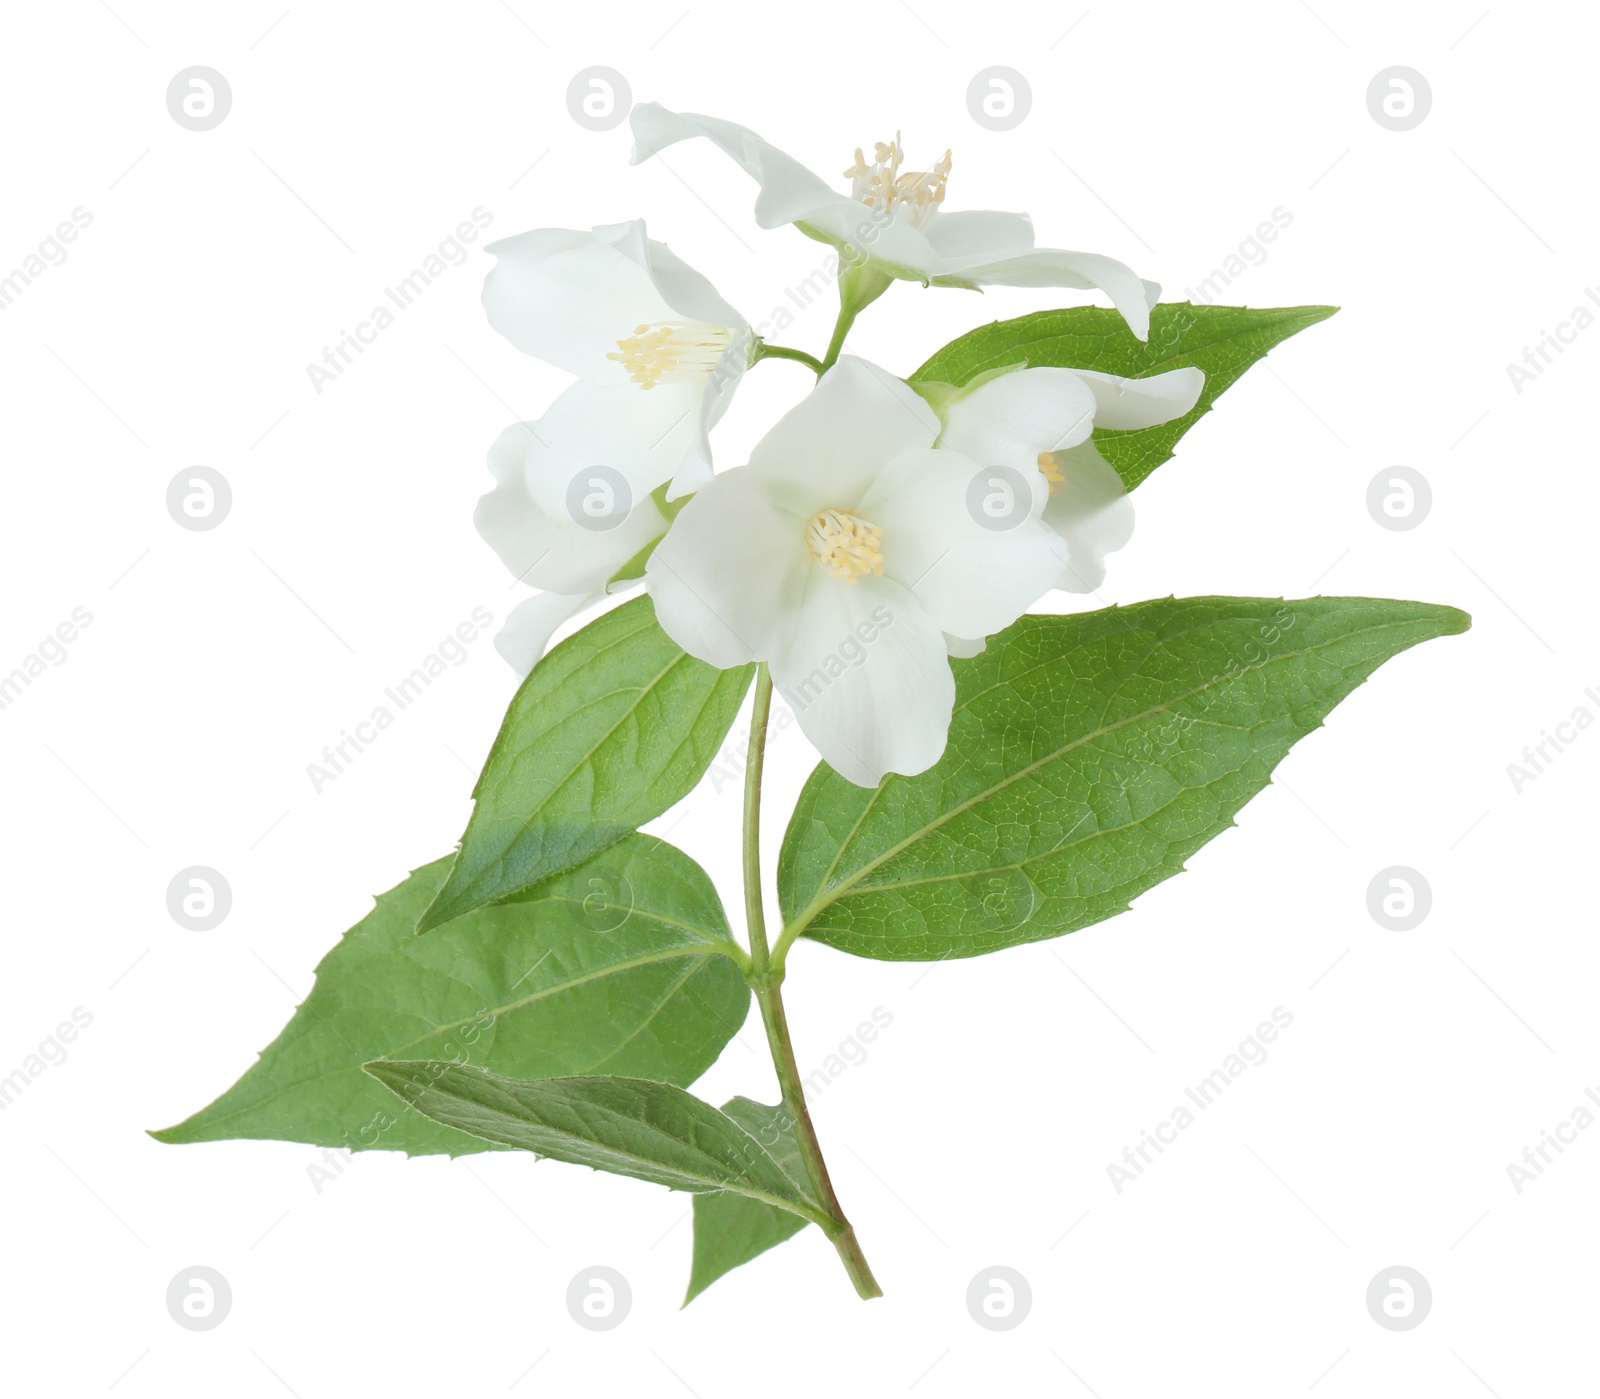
top-left (1064, 365), bottom-right (1205, 430)
top-left (937, 367), bottom-right (1100, 468)
top-left (748, 356), bottom-right (939, 513)
top-left (794, 204), bottom-right (949, 282)
top-left (629, 104), bottom-right (846, 229)
top-left (772, 575), bottom-right (954, 787)
top-left (595, 220), bottom-right (748, 333)
top-left (510, 378), bottom-right (706, 519)
top-left (1042, 440), bottom-right (1135, 594)
top-left (860, 447), bottom-right (1068, 641)
top-left (945, 633), bottom-right (987, 659)
top-left (921, 208), bottom-right (1036, 263)
top-left (955, 246), bottom-right (1155, 340)
top-left (477, 413), bottom-right (670, 594)
top-left (495, 592), bottom-right (602, 677)
top-left (645, 468), bottom-right (810, 670)
top-left (481, 223), bottom-right (676, 378)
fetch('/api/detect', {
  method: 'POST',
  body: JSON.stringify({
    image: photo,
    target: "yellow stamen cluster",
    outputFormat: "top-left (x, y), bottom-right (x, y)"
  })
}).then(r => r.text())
top-left (843, 135), bottom-right (952, 228)
top-left (608, 320), bottom-right (730, 388)
top-left (806, 508), bottom-right (884, 581)
top-left (1037, 451), bottom-right (1066, 494)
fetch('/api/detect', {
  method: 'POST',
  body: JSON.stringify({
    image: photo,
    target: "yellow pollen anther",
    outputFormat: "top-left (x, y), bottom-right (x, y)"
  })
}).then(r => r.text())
top-left (607, 320), bottom-right (731, 389)
top-left (1037, 451), bottom-right (1066, 494)
top-left (806, 508), bottom-right (884, 582)
top-left (843, 133), bottom-right (952, 230)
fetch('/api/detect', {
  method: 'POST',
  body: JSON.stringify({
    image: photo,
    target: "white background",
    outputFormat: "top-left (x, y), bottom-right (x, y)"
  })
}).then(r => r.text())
top-left (2, 1), bottom-right (1594, 1394)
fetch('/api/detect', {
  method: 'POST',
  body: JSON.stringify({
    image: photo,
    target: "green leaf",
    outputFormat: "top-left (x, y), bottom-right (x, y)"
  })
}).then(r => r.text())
top-left (362, 1064), bottom-right (834, 1228)
top-left (418, 596), bottom-right (753, 933)
top-left (685, 1098), bottom-right (812, 1305)
top-left (152, 835), bottom-right (749, 1155)
top-left (778, 596), bottom-right (1468, 961)
top-left (911, 302), bottom-right (1338, 491)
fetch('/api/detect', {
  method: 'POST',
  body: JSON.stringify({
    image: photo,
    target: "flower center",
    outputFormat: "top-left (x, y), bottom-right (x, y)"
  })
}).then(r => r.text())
top-left (608, 320), bottom-right (731, 389)
top-left (844, 135), bottom-right (952, 231)
top-left (806, 508), bottom-right (884, 582)
top-left (1037, 451), bottom-right (1066, 494)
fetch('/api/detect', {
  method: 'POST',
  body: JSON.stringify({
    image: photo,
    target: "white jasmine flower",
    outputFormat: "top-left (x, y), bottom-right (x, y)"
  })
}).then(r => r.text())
top-left (645, 357), bottom-right (1070, 786)
top-left (629, 105), bottom-right (1159, 338)
top-left (925, 363), bottom-right (1205, 593)
top-left (482, 219), bottom-right (752, 506)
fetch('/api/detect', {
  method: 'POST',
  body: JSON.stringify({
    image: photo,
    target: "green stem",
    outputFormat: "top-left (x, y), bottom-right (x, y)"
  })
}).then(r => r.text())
top-left (742, 665), bottom-right (883, 1300)
top-left (754, 977), bottom-right (882, 1298)
top-left (816, 262), bottom-right (894, 373)
top-left (753, 342), bottom-right (824, 374)
top-left (817, 301), bottom-right (860, 375)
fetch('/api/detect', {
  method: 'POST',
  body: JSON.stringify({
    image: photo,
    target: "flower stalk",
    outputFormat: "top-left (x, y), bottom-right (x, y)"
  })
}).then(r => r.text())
top-left (752, 340), bottom-right (824, 374)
